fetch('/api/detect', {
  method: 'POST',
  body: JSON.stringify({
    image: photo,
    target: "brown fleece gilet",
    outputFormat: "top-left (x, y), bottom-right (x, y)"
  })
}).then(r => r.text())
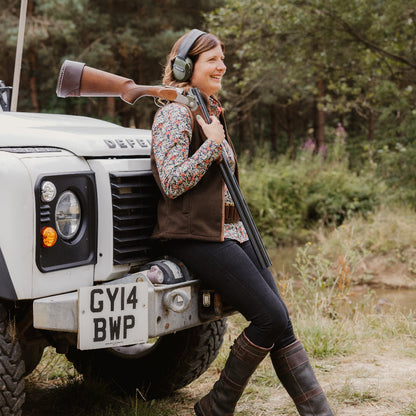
top-left (150, 104), bottom-right (238, 242)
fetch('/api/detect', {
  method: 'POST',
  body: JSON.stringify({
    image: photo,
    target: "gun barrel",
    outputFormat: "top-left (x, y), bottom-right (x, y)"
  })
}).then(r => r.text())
top-left (190, 88), bottom-right (271, 269)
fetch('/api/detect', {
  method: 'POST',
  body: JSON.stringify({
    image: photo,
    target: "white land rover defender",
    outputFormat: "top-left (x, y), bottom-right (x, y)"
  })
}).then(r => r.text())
top-left (0, 102), bottom-right (228, 414)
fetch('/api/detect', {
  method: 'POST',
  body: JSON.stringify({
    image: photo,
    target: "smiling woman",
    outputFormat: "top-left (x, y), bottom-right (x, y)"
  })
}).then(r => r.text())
top-left (190, 44), bottom-right (226, 97)
top-left (150, 30), bottom-right (335, 416)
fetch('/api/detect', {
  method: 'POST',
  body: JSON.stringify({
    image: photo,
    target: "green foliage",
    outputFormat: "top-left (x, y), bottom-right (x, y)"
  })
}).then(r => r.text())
top-left (3, 0), bottom-right (416, 160)
top-left (208, 0), bottom-right (416, 154)
top-left (0, 0), bottom-right (224, 125)
top-left (2, 0), bottom-right (416, 157)
top-left (240, 132), bottom-right (381, 245)
top-left (374, 142), bottom-right (416, 207)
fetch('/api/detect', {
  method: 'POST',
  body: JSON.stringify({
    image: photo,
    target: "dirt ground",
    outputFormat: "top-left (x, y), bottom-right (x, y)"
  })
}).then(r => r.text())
top-left (23, 254), bottom-right (416, 416)
top-left (172, 258), bottom-right (416, 416)
top-left (168, 336), bottom-right (416, 416)
top-left (23, 333), bottom-right (416, 416)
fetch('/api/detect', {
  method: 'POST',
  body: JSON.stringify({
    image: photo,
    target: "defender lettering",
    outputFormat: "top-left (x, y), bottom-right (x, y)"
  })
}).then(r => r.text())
top-left (104, 138), bottom-right (149, 149)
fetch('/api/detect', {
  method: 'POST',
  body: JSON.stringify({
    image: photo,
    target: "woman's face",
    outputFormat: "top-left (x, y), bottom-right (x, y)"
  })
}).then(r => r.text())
top-left (190, 44), bottom-right (226, 96)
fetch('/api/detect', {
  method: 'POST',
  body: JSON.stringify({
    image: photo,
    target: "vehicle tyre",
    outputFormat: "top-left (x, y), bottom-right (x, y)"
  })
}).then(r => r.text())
top-left (66, 318), bottom-right (227, 399)
top-left (20, 342), bottom-right (45, 376)
top-left (0, 304), bottom-right (26, 416)
top-left (13, 303), bottom-right (47, 376)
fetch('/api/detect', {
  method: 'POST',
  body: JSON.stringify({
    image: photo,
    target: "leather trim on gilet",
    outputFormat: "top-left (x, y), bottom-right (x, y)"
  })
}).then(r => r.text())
top-left (150, 101), bottom-right (238, 242)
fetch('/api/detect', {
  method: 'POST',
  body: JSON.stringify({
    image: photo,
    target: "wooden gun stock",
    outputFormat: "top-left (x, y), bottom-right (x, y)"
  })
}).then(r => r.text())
top-left (56, 60), bottom-right (191, 106)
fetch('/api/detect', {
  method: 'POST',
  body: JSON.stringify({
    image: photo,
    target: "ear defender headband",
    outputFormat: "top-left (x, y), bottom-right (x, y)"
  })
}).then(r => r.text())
top-left (171, 29), bottom-right (206, 82)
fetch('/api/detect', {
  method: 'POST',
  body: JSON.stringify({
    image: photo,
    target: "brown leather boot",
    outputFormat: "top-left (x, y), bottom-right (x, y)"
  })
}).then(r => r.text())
top-left (271, 340), bottom-right (335, 415)
top-left (194, 332), bottom-right (271, 416)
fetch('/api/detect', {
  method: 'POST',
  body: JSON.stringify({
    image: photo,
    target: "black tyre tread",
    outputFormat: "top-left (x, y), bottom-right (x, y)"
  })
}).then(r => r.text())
top-left (0, 304), bottom-right (25, 416)
top-left (161, 319), bottom-right (227, 391)
top-left (67, 318), bottom-right (227, 399)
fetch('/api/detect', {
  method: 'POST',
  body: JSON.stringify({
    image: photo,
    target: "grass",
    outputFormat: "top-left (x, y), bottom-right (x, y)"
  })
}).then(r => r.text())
top-left (402, 403), bottom-right (416, 416)
top-left (312, 204), bottom-right (416, 274)
top-left (332, 380), bottom-right (381, 406)
top-left (24, 204), bottom-right (416, 415)
top-left (25, 307), bottom-right (416, 415)
top-left (294, 317), bottom-right (355, 358)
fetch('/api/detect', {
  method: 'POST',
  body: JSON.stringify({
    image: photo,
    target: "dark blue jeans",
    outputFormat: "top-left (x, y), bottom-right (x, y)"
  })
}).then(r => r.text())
top-left (164, 238), bottom-right (296, 350)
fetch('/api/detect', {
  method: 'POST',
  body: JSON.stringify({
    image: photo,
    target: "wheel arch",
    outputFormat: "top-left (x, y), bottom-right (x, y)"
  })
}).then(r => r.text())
top-left (0, 247), bottom-right (18, 300)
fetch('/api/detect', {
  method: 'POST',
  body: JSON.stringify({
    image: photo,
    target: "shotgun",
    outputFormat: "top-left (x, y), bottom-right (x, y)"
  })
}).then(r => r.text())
top-left (56, 61), bottom-right (271, 268)
top-left (189, 88), bottom-right (272, 269)
top-left (56, 60), bottom-right (197, 109)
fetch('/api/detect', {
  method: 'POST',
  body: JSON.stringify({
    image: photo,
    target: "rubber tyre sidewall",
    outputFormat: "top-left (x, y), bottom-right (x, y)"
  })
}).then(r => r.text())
top-left (0, 304), bottom-right (26, 416)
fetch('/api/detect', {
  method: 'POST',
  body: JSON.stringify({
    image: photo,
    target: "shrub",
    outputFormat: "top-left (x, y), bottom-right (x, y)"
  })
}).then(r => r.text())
top-left (239, 133), bottom-right (381, 245)
top-left (374, 142), bottom-right (416, 207)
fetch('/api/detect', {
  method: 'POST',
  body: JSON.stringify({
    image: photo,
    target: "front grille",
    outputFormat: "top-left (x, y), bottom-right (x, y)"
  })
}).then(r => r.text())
top-left (110, 171), bottom-right (159, 265)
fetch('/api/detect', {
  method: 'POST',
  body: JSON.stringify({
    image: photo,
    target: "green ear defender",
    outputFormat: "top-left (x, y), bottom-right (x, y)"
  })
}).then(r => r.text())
top-left (171, 29), bottom-right (206, 82)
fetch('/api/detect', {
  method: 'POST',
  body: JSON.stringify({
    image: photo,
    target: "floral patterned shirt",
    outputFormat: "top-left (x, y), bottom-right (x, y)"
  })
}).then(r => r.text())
top-left (152, 97), bottom-right (248, 243)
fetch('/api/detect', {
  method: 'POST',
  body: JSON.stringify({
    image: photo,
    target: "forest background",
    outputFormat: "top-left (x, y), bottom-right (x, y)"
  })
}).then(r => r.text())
top-left (1, 0), bottom-right (416, 247)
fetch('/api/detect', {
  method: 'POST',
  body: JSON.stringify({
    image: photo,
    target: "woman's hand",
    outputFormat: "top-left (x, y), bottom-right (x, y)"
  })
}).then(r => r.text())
top-left (196, 115), bottom-right (225, 145)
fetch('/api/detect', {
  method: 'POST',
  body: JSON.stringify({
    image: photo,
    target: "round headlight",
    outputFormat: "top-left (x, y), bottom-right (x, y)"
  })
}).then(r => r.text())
top-left (41, 181), bottom-right (57, 202)
top-left (55, 191), bottom-right (81, 240)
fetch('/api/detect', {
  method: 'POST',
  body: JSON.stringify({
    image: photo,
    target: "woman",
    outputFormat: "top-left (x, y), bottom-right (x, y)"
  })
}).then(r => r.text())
top-left (151, 29), bottom-right (335, 416)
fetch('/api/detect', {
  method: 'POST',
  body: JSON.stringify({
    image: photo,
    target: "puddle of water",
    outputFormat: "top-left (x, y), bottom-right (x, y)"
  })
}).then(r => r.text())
top-left (370, 287), bottom-right (416, 314)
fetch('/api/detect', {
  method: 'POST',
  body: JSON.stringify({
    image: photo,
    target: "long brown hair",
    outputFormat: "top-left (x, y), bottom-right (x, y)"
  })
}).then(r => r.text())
top-left (163, 31), bottom-right (225, 92)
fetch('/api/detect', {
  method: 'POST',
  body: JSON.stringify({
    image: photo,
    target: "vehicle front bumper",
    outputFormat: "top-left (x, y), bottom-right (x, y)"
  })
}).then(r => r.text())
top-left (33, 272), bottom-right (226, 350)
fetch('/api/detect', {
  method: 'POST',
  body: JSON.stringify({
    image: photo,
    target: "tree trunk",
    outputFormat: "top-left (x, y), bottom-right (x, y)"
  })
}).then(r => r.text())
top-left (368, 108), bottom-right (375, 141)
top-left (286, 106), bottom-right (295, 158)
top-left (314, 79), bottom-right (326, 151)
top-left (248, 113), bottom-right (256, 154)
top-left (238, 117), bottom-right (245, 151)
top-left (106, 97), bottom-right (116, 120)
top-left (269, 104), bottom-right (278, 152)
top-left (258, 114), bottom-right (264, 147)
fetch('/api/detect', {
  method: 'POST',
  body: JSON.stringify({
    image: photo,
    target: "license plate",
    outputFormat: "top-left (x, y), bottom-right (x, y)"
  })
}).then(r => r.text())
top-left (78, 282), bottom-right (148, 350)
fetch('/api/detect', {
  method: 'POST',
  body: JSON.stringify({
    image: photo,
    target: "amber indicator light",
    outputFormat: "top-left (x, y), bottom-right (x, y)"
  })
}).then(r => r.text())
top-left (41, 227), bottom-right (58, 248)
